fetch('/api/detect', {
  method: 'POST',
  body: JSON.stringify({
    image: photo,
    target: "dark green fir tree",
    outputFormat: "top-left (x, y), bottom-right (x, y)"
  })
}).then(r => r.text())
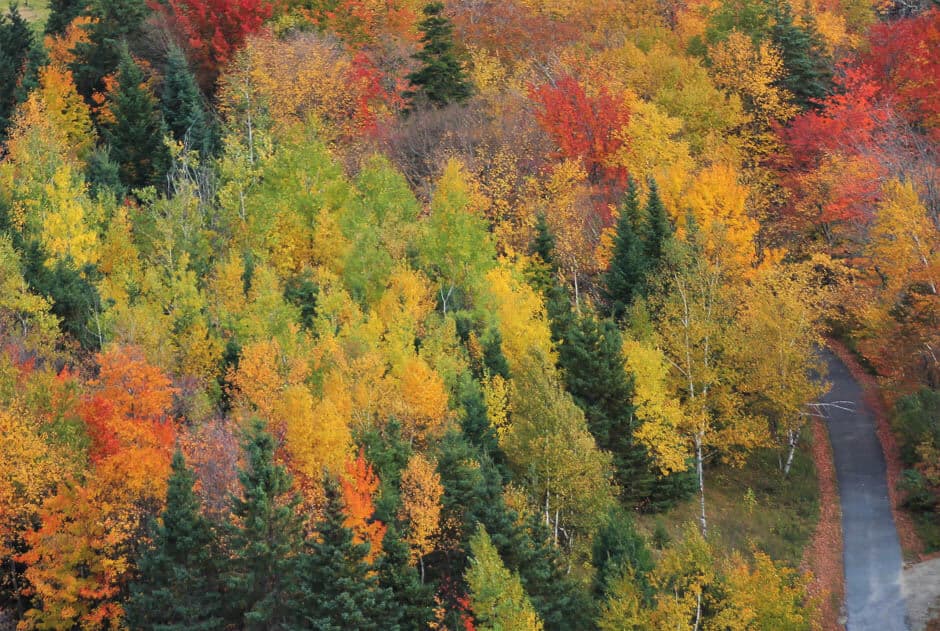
top-left (224, 420), bottom-right (304, 630)
top-left (45, 0), bottom-right (86, 36)
top-left (604, 176), bottom-right (649, 319)
top-left (375, 523), bottom-right (434, 631)
top-left (297, 477), bottom-right (395, 631)
top-left (644, 178), bottom-right (673, 264)
top-left (103, 49), bottom-right (170, 189)
top-left (0, 6), bottom-right (35, 136)
top-left (70, 0), bottom-right (149, 98)
top-left (161, 44), bottom-right (215, 156)
top-left (592, 506), bottom-right (654, 599)
top-left (405, 2), bottom-right (472, 107)
top-left (769, 0), bottom-right (832, 108)
top-left (125, 450), bottom-right (224, 631)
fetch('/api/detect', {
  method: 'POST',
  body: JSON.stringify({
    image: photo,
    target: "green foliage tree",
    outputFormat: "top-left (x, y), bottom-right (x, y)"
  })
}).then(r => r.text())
top-left (643, 178), bottom-right (672, 264)
top-left (592, 506), bottom-right (653, 599)
top-left (375, 523), bottom-right (434, 631)
top-left (604, 177), bottom-right (648, 319)
top-left (45, 0), bottom-right (86, 36)
top-left (297, 477), bottom-right (394, 630)
top-left (465, 525), bottom-right (543, 631)
top-left (224, 420), bottom-right (304, 630)
top-left (405, 2), bottom-right (472, 107)
top-left (161, 44), bottom-right (215, 157)
top-left (0, 6), bottom-right (34, 136)
top-left (769, 0), bottom-right (832, 108)
top-left (71, 0), bottom-right (150, 98)
top-left (125, 451), bottom-right (224, 631)
top-left (103, 49), bottom-right (170, 189)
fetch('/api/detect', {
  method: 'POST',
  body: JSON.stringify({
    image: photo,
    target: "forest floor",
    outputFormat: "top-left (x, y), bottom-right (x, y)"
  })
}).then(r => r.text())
top-left (1, 0), bottom-right (47, 25)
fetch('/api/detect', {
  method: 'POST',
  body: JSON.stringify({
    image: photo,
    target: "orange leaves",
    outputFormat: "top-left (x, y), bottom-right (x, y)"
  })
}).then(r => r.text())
top-left (398, 453), bottom-right (443, 567)
top-left (94, 345), bottom-right (177, 423)
top-left (529, 75), bottom-right (631, 189)
top-left (340, 450), bottom-right (386, 562)
top-left (396, 356), bottom-right (451, 444)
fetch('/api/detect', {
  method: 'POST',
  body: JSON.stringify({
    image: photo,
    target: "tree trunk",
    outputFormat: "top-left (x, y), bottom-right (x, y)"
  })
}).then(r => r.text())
top-left (783, 429), bottom-right (799, 476)
top-left (695, 434), bottom-right (707, 537)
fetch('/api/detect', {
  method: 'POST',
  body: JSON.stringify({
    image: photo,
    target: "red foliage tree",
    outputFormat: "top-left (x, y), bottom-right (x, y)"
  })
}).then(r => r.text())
top-left (340, 449), bottom-right (386, 562)
top-left (153, 0), bottom-right (273, 84)
top-left (529, 75), bottom-right (631, 188)
top-left (865, 9), bottom-right (940, 140)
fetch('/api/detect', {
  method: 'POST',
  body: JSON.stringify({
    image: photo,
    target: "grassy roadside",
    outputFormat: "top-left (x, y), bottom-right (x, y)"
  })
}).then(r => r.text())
top-left (637, 439), bottom-right (820, 568)
top-left (2, 0), bottom-right (48, 26)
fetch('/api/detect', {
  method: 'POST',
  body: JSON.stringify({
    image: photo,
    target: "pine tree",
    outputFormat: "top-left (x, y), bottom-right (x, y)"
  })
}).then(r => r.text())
top-left (375, 524), bottom-right (434, 631)
top-left (644, 178), bottom-right (672, 264)
top-left (592, 506), bottom-right (654, 599)
top-left (45, 0), bottom-right (85, 36)
top-left (526, 215), bottom-right (573, 343)
top-left (161, 44), bottom-right (215, 157)
top-left (103, 49), bottom-right (170, 189)
top-left (604, 177), bottom-right (649, 319)
top-left (557, 314), bottom-right (656, 506)
top-left (405, 2), bottom-right (472, 107)
top-left (465, 525), bottom-right (544, 631)
top-left (0, 6), bottom-right (34, 136)
top-left (224, 420), bottom-right (304, 630)
top-left (297, 477), bottom-right (395, 631)
top-left (769, 0), bottom-right (832, 108)
top-left (71, 0), bottom-right (150, 98)
top-left (125, 451), bottom-right (224, 631)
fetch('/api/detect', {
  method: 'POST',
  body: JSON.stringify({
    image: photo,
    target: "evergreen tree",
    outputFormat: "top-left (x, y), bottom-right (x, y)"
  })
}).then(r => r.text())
top-left (375, 524), bottom-right (434, 631)
top-left (592, 506), bottom-right (654, 599)
top-left (71, 0), bottom-right (149, 98)
top-left (405, 2), bottom-right (472, 107)
top-left (45, 0), bottom-right (86, 36)
top-left (604, 177), bottom-right (649, 319)
top-left (0, 6), bottom-right (34, 136)
top-left (161, 44), bottom-right (215, 157)
top-left (125, 451), bottom-right (224, 631)
top-left (458, 374), bottom-right (502, 463)
top-left (558, 314), bottom-right (656, 506)
top-left (644, 178), bottom-right (672, 264)
top-left (465, 525), bottom-right (544, 631)
top-left (526, 215), bottom-right (573, 343)
top-left (769, 0), bottom-right (832, 108)
top-left (225, 420), bottom-right (304, 630)
top-left (360, 418), bottom-right (412, 524)
top-left (296, 477), bottom-right (395, 630)
top-left (103, 49), bottom-right (170, 189)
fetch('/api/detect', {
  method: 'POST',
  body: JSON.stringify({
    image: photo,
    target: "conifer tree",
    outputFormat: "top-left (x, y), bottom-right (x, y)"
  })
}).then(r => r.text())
top-left (769, 0), bottom-right (832, 108)
top-left (71, 0), bottom-right (149, 98)
top-left (297, 477), bottom-right (394, 630)
top-left (161, 44), bottom-right (215, 157)
top-left (644, 178), bottom-right (672, 264)
top-left (104, 49), bottom-right (170, 189)
top-left (375, 524), bottom-right (434, 631)
top-left (125, 451), bottom-right (224, 631)
top-left (592, 506), bottom-right (654, 599)
top-left (45, 0), bottom-right (85, 36)
top-left (526, 214), bottom-right (573, 343)
top-left (0, 6), bottom-right (34, 135)
top-left (466, 525), bottom-right (543, 631)
top-left (225, 420), bottom-right (304, 630)
top-left (405, 2), bottom-right (472, 107)
top-left (604, 177), bottom-right (649, 319)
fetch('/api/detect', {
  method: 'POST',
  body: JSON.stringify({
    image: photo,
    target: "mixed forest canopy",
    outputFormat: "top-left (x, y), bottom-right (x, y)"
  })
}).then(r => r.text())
top-left (0, 0), bottom-right (938, 628)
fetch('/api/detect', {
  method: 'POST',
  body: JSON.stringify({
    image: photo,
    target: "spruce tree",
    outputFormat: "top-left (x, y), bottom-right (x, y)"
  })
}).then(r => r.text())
top-left (161, 44), bottom-right (215, 156)
top-left (644, 178), bottom-right (672, 264)
top-left (103, 49), bottom-right (170, 189)
top-left (405, 2), bottom-right (472, 107)
top-left (769, 0), bottom-right (832, 108)
top-left (125, 451), bottom-right (224, 631)
top-left (71, 0), bottom-right (149, 98)
top-left (0, 6), bottom-right (34, 136)
top-left (592, 506), bottom-right (654, 599)
top-left (604, 177), bottom-right (649, 319)
top-left (558, 314), bottom-right (657, 506)
top-left (45, 0), bottom-right (86, 36)
top-left (526, 214), bottom-right (573, 343)
top-left (296, 477), bottom-right (395, 631)
top-left (375, 524), bottom-right (434, 631)
top-left (225, 420), bottom-right (304, 630)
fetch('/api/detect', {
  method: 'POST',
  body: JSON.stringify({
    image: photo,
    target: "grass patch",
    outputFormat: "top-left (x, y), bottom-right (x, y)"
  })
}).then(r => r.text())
top-left (638, 438), bottom-right (820, 567)
top-left (911, 513), bottom-right (940, 554)
top-left (2, 0), bottom-right (49, 26)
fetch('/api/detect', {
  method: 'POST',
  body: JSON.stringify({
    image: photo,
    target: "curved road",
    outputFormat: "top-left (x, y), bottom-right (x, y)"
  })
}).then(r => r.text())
top-left (822, 350), bottom-right (908, 631)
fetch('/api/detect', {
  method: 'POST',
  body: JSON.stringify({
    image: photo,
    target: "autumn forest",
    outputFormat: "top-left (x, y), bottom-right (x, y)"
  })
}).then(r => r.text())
top-left (0, 0), bottom-right (938, 628)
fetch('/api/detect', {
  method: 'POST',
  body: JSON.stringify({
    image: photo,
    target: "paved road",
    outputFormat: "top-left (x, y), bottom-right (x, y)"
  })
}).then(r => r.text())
top-left (822, 350), bottom-right (908, 631)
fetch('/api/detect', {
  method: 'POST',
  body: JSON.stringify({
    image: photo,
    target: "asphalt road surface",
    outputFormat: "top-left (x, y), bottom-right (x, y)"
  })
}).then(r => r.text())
top-left (822, 349), bottom-right (908, 631)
